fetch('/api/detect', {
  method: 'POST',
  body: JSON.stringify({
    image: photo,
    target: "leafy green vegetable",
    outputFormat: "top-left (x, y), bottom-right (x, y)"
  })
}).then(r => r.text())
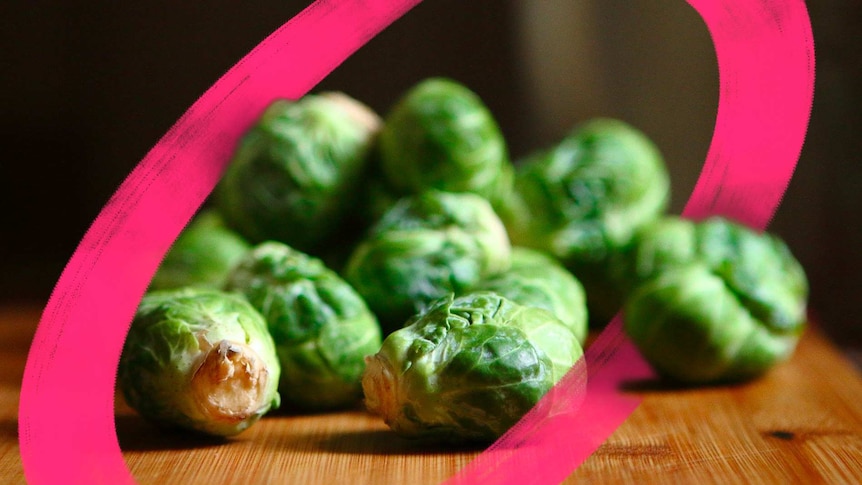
top-left (500, 118), bottom-right (670, 322)
top-left (344, 190), bottom-right (512, 334)
top-left (471, 247), bottom-right (588, 344)
top-left (224, 242), bottom-right (382, 410)
top-left (623, 216), bottom-right (809, 383)
top-left (149, 210), bottom-right (251, 291)
top-left (377, 78), bottom-right (514, 209)
top-left (362, 292), bottom-right (583, 442)
top-left (216, 92), bottom-right (381, 253)
top-left (118, 288), bottom-right (281, 437)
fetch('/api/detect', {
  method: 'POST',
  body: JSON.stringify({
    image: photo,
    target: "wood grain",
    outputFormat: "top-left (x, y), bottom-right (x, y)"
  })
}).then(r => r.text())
top-left (2, 305), bottom-right (861, 484)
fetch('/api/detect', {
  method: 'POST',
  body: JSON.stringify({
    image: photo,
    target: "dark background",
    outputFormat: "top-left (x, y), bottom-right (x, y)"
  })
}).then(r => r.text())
top-left (2, 2), bottom-right (860, 349)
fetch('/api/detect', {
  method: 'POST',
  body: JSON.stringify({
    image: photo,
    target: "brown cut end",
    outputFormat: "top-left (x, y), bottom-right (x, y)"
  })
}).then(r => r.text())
top-left (361, 354), bottom-right (399, 426)
top-left (191, 340), bottom-right (269, 424)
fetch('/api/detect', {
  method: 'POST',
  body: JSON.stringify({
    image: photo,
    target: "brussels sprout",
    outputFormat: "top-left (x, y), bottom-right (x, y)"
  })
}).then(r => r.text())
top-left (149, 210), bottom-right (251, 291)
top-left (216, 92), bottom-right (381, 253)
top-left (500, 118), bottom-right (670, 322)
top-left (471, 247), bottom-right (588, 344)
top-left (614, 216), bottom-right (697, 291)
top-left (377, 78), bottom-right (514, 208)
top-left (344, 190), bottom-right (512, 333)
top-left (362, 292), bottom-right (584, 443)
top-left (224, 242), bottom-right (382, 410)
top-left (118, 288), bottom-right (281, 437)
top-left (623, 216), bottom-right (809, 383)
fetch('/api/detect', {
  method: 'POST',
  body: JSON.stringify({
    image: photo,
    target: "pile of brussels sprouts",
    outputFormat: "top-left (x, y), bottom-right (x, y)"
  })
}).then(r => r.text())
top-left (118, 78), bottom-right (809, 443)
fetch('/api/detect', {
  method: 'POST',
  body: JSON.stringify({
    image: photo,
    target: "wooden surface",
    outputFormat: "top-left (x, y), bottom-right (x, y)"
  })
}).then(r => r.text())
top-left (2, 304), bottom-right (862, 484)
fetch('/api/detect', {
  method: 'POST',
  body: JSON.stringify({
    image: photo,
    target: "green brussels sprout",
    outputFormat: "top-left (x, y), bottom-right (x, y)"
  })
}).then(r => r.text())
top-left (149, 210), bottom-right (251, 291)
top-left (118, 288), bottom-right (281, 437)
top-left (224, 242), bottom-right (382, 410)
top-left (377, 78), bottom-right (514, 208)
top-left (344, 190), bottom-right (512, 334)
top-left (623, 216), bottom-right (809, 383)
top-left (614, 216), bottom-right (697, 291)
top-left (216, 92), bottom-right (381, 253)
top-left (362, 292), bottom-right (584, 443)
top-left (500, 118), bottom-right (671, 322)
top-left (471, 247), bottom-right (588, 344)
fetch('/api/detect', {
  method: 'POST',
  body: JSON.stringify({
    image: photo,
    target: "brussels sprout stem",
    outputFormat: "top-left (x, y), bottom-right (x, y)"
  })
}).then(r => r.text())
top-left (191, 340), bottom-right (270, 424)
top-left (362, 355), bottom-right (398, 425)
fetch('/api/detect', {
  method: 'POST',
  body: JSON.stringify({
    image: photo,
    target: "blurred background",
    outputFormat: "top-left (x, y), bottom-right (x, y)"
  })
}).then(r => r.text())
top-left (2, 1), bottom-right (860, 352)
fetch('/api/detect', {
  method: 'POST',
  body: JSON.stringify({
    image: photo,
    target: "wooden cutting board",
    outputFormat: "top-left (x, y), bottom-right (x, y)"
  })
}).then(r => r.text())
top-left (2, 304), bottom-right (862, 484)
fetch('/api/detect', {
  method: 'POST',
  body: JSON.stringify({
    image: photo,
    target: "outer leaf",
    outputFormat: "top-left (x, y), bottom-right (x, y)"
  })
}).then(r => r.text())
top-left (344, 190), bottom-right (511, 333)
top-left (622, 216), bottom-right (809, 383)
top-left (471, 247), bottom-right (588, 344)
top-left (225, 242), bottom-right (382, 410)
top-left (362, 292), bottom-right (583, 442)
top-left (378, 78), bottom-right (514, 209)
top-left (216, 93), bottom-right (381, 252)
top-left (501, 118), bottom-right (671, 322)
top-left (149, 210), bottom-right (250, 291)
